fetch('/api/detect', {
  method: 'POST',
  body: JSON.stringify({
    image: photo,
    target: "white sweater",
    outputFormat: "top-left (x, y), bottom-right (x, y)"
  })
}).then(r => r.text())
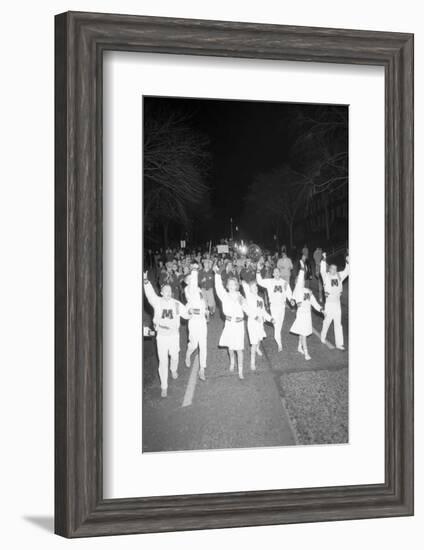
top-left (320, 260), bottom-right (349, 303)
top-left (144, 280), bottom-right (190, 334)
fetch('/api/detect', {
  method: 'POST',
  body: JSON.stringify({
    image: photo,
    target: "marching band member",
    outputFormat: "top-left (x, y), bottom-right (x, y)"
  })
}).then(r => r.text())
top-left (143, 272), bottom-right (191, 398)
top-left (290, 259), bottom-right (324, 360)
top-left (320, 252), bottom-right (350, 350)
top-left (213, 264), bottom-right (248, 380)
top-left (241, 280), bottom-right (273, 371)
top-left (184, 263), bottom-right (209, 381)
top-left (257, 267), bottom-right (293, 352)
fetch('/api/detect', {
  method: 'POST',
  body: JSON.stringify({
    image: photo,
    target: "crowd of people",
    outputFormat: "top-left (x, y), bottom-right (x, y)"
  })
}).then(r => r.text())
top-left (143, 242), bottom-right (349, 397)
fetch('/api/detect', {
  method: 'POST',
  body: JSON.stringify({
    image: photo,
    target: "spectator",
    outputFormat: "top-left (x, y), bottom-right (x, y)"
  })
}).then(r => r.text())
top-left (240, 258), bottom-right (256, 284)
top-left (198, 258), bottom-right (216, 316)
top-left (221, 260), bottom-right (238, 287)
top-left (159, 262), bottom-right (181, 300)
top-left (277, 251), bottom-right (293, 284)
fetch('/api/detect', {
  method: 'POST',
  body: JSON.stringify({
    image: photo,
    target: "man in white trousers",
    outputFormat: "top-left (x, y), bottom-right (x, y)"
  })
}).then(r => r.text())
top-left (320, 252), bottom-right (349, 350)
top-left (184, 263), bottom-right (208, 381)
top-left (143, 273), bottom-right (191, 397)
top-left (257, 267), bottom-right (293, 351)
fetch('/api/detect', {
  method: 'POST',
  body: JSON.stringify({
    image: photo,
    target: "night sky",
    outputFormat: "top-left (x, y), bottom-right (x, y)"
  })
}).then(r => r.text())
top-left (143, 95), bottom-right (346, 244)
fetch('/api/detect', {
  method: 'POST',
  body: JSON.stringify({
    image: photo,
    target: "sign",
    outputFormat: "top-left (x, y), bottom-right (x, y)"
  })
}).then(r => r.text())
top-left (217, 244), bottom-right (229, 254)
top-left (180, 240), bottom-right (186, 248)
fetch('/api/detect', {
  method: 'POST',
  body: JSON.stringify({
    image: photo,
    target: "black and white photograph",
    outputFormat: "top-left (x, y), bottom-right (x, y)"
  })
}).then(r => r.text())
top-left (142, 96), bottom-right (349, 453)
top-left (0, 0), bottom-right (417, 545)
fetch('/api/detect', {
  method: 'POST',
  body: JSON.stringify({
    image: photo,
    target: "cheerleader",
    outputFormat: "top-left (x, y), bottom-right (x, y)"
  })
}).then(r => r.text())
top-left (320, 252), bottom-right (349, 350)
top-left (213, 264), bottom-right (248, 380)
top-left (257, 267), bottom-right (293, 352)
top-left (143, 272), bottom-right (191, 397)
top-left (290, 260), bottom-right (324, 360)
top-left (184, 263), bottom-right (209, 381)
top-left (241, 280), bottom-right (273, 371)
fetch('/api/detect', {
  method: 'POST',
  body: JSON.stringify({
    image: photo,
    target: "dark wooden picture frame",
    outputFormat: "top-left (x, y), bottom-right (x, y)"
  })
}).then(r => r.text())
top-left (55, 11), bottom-right (414, 538)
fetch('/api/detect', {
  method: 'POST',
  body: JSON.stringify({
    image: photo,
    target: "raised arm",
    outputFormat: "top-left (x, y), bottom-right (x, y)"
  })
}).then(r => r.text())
top-left (185, 264), bottom-right (199, 302)
top-left (256, 271), bottom-right (270, 289)
top-left (214, 270), bottom-right (226, 302)
top-left (143, 273), bottom-right (160, 309)
top-left (320, 252), bottom-right (328, 281)
top-left (241, 280), bottom-right (250, 297)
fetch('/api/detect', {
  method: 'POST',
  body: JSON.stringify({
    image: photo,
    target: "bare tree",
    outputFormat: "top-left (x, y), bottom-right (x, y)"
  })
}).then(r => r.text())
top-left (245, 165), bottom-right (310, 248)
top-left (289, 106), bottom-right (348, 239)
top-left (143, 105), bottom-right (211, 246)
top-left (291, 105), bottom-right (348, 192)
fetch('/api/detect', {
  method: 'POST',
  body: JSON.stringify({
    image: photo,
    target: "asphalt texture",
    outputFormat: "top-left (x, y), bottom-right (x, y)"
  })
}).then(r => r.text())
top-left (142, 280), bottom-right (349, 453)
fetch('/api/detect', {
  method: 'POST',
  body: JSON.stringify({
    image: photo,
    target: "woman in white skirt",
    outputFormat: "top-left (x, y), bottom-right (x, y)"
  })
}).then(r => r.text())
top-left (241, 280), bottom-right (274, 371)
top-left (214, 265), bottom-right (248, 379)
top-left (290, 260), bottom-right (324, 360)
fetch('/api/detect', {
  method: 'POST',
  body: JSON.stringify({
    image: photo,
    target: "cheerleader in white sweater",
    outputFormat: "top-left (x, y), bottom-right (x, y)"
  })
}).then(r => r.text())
top-left (213, 264), bottom-right (248, 379)
top-left (184, 263), bottom-right (209, 381)
top-left (241, 280), bottom-right (274, 371)
top-left (257, 267), bottom-right (293, 352)
top-left (290, 260), bottom-right (324, 360)
top-left (144, 273), bottom-right (191, 397)
top-left (320, 252), bottom-right (349, 350)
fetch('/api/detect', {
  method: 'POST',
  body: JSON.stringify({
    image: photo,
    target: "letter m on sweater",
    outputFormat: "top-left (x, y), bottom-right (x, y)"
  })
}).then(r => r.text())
top-left (162, 309), bottom-right (174, 319)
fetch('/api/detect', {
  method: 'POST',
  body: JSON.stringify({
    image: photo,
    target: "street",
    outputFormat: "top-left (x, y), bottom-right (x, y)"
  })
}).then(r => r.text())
top-left (142, 281), bottom-right (348, 452)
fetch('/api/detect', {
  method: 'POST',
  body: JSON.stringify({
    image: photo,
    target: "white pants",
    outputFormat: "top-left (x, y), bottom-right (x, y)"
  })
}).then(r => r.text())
top-left (321, 300), bottom-right (344, 348)
top-left (201, 288), bottom-right (216, 313)
top-left (186, 319), bottom-right (207, 369)
top-left (156, 333), bottom-right (179, 390)
top-left (270, 304), bottom-right (285, 348)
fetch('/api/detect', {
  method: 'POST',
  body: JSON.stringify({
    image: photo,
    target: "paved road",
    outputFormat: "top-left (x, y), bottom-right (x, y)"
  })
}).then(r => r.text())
top-left (142, 283), bottom-right (348, 452)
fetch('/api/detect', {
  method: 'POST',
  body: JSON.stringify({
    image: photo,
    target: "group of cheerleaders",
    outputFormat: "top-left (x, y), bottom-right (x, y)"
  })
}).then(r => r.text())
top-left (143, 253), bottom-right (349, 397)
